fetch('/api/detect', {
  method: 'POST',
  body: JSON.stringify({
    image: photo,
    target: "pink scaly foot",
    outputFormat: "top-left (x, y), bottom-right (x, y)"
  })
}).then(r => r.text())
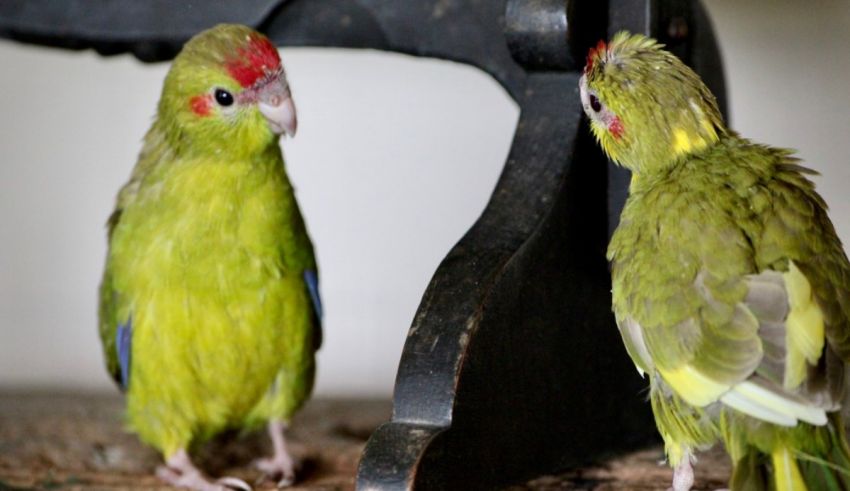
top-left (666, 452), bottom-right (695, 491)
top-left (156, 449), bottom-right (252, 491)
top-left (253, 419), bottom-right (297, 488)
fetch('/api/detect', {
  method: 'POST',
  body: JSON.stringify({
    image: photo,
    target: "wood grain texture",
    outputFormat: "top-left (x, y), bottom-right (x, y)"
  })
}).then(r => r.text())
top-left (0, 392), bottom-right (733, 490)
top-left (507, 447), bottom-right (730, 490)
top-left (0, 392), bottom-right (389, 490)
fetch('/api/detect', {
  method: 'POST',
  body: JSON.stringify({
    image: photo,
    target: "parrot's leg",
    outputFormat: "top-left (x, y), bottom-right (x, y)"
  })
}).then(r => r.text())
top-left (254, 419), bottom-right (296, 487)
top-left (667, 451), bottom-right (695, 491)
top-left (156, 449), bottom-right (252, 491)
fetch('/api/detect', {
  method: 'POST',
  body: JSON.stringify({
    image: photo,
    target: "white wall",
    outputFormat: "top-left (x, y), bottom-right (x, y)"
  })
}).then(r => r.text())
top-left (704, 0), bottom-right (850, 243)
top-left (1, 1), bottom-right (849, 396)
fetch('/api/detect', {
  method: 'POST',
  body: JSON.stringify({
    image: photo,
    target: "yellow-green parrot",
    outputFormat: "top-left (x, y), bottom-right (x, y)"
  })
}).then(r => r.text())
top-left (581, 32), bottom-right (850, 491)
top-left (98, 24), bottom-right (321, 490)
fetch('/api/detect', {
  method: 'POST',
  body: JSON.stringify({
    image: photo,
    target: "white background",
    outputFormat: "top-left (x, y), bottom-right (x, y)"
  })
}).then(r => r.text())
top-left (1, 0), bottom-right (848, 396)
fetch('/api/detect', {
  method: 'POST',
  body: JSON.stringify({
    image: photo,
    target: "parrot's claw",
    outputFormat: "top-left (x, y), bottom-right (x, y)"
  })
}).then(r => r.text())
top-left (157, 449), bottom-right (253, 491)
top-left (156, 465), bottom-right (253, 491)
top-left (214, 476), bottom-right (253, 491)
top-left (253, 455), bottom-right (296, 488)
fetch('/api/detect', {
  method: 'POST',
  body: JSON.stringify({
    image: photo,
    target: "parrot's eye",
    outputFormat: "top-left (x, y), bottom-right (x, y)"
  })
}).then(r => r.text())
top-left (214, 89), bottom-right (234, 107)
top-left (589, 93), bottom-right (602, 113)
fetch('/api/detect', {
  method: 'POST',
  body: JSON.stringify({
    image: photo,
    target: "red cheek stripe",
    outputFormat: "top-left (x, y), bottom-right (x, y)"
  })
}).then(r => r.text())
top-left (609, 116), bottom-right (624, 140)
top-left (190, 94), bottom-right (212, 116)
top-left (226, 35), bottom-right (281, 88)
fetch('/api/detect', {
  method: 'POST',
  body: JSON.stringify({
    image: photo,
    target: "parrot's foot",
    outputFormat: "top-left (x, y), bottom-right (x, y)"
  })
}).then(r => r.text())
top-left (157, 449), bottom-right (252, 491)
top-left (254, 419), bottom-right (296, 488)
top-left (254, 454), bottom-right (295, 488)
top-left (666, 452), bottom-right (695, 491)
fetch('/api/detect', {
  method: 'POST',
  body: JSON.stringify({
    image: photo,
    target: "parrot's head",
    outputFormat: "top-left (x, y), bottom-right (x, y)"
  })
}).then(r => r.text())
top-left (579, 32), bottom-right (726, 173)
top-left (157, 24), bottom-right (296, 157)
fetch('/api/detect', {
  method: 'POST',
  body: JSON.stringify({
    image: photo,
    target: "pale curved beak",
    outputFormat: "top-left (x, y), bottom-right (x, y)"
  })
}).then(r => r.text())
top-left (258, 81), bottom-right (297, 137)
top-left (578, 74), bottom-right (591, 115)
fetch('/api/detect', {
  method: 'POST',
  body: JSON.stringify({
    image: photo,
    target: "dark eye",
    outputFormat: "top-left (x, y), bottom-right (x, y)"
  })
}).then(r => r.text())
top-left (214, 88), bottom-right (234, 107)
top-left (589, 93), bottom-right (602, 112)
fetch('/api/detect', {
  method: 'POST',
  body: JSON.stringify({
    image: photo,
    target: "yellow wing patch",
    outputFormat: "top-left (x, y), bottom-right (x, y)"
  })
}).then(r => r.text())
top-left (658, 364), bottom-right (730, 407)
top-left (671, 116), bottom-right (717, 158)
top-left (672, 128), bottom-right (693, 155)
top-left (783, 261), bottom-right (825, 390)
top-left (672, 128), bottom-right (709, 157)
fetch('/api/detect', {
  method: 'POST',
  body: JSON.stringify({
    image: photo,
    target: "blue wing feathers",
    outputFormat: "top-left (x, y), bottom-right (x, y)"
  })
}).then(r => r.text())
top-left (304, 270), bottom-right (322, 321)
top-left (116, 317), bottom-right (132, 390)
top-left (303, 270), bottom-right (323, 350)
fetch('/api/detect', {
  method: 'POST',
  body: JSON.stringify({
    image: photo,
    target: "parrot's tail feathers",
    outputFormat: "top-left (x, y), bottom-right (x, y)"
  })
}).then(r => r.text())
top-left (771, 446), bottom-right (807, 491)
top-left (730, 447), bottom-right (808, 491)
top-left (729, 423), bottom-right (850, 491)
top-left (730, 450), bottom-right (770, 491)
top-left (795, 416), bottom-right (850, 491)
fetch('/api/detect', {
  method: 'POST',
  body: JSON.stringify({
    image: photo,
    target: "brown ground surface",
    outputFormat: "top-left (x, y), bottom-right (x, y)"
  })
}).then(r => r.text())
top-left (0, 392), bottom-right (731, 490)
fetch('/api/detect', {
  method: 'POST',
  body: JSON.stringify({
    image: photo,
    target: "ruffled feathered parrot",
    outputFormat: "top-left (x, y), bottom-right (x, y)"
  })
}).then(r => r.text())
top-left (581, 32), bottom-right (850, 491)
top-left (98, 24), bottom-right (321, 490)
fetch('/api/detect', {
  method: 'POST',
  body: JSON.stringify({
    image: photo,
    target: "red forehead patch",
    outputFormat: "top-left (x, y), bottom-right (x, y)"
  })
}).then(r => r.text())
top-left (225, 35), bottom-right (281, 88)
top-left (585, 40), bottom-right (607, 73)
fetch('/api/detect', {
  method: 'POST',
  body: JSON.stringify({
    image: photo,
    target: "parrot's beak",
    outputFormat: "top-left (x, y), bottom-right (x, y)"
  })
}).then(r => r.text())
top-left (258, 79), bottom-right (297, 138)
top-left (578, 74), bottom-right (590, 115)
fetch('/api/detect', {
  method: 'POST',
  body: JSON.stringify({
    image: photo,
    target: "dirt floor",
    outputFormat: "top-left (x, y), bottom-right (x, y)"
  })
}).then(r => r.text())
top-left (0, 392), bottom-right (730, 490)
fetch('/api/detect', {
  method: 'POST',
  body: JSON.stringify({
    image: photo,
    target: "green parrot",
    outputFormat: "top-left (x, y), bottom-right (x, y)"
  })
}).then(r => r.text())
top-left (98, 24), bottom-right (321, 490)
top-left (581, 32), bottom-right (850, 491)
